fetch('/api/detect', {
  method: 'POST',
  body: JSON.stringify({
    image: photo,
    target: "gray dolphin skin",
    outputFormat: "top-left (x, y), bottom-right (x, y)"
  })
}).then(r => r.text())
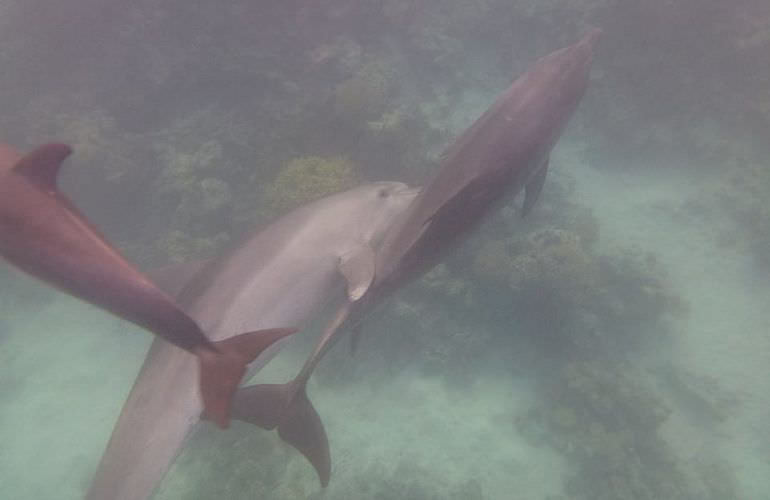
top-left (232, 28), bottom-right (601, 486)
top-left (86, 181), bottom-right (418, 500)
top-left (0, 143), bottom-right (295, 428)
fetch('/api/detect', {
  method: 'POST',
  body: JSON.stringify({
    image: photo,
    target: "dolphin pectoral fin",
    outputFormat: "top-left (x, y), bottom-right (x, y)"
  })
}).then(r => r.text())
top-left (338, 243), bottom-right (375, 301)
top-left (232, 382), bottom-right (331, 487)
top-left (197, 328), bottom-right (297, 429)
top-left (0, 143), bottom-right (22, 171)
top-left (12, 143), bottom-right (72, 190)
top-left (522, 157), bottom-right (549, 216)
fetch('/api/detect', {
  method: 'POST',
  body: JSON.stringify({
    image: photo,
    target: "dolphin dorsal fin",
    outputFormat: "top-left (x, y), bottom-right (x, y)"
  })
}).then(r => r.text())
top-left (12, 143), bottom-right (72, 191)
top-left (0, 144), bottom-right (22, 171)
top-left (338, 243), bottom-right (375, 301)
top-left (522, 156), bottom-right (549, 216)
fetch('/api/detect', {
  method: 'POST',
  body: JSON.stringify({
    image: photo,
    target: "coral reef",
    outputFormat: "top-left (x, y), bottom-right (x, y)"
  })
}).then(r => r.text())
top-left (151, 141), bottom-right (235, 262)
top-left (265, 155), bottom-right (359, 213)
top-left (332, 60), bottom-right (396, 126)
top-left (688, 159), bottom-right (770, 270)
top-left (516, 356), bottom-right (742, 500)
top-left (470, 225), bottom-right (602, 352)
top-left (155, 422), bottom-right (487, 500)
top-left (341, 460), bottom-right (485, 500)
top-left (657, 364), bottom-right (740, 425)
top-left (155, 230), bottom-right (230, 265)
top-left (517, 360), bottom-right (691, 500)
top-left (392, 295), bottom-right (491, 385)
top-left (154, 425), bottom-right (307, 500)
top-left (468, 218), bottom-right (683, 354)
top-left (505, 228), bottom-right (598, 305)
top-left (18, 104), bottom-right (158, 242)
top-left (154, 141), bottom-right (228, 203)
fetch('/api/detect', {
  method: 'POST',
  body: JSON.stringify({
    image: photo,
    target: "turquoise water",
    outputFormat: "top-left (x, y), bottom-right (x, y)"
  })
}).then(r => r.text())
top-left (1, 1), bottom-right (769, 499)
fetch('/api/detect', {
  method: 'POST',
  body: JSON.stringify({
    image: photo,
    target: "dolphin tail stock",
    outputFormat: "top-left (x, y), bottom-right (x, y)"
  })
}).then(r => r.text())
top-left (196, 327), bottom-right (297, 429)
top-left (230, 380), bottom-right (331, 487)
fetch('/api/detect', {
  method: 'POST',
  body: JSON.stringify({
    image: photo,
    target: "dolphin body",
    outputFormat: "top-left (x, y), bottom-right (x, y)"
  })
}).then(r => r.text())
top-left (0, 143), bottom-right (293, 428)
top-left (86, 181), bottom-right (418, 500)
top-left (232, 28), bottom-right (601, 486)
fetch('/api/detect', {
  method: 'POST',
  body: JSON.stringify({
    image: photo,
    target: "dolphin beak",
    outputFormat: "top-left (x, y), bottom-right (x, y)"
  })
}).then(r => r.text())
top-left (403, 186), bottom-right (422, 198)
top-left (581, 27), bottom-right (602, 51)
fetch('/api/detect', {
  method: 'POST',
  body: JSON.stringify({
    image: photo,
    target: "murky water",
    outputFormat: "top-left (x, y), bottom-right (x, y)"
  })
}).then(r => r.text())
top-left (1, 1), bottom-right (768, 499)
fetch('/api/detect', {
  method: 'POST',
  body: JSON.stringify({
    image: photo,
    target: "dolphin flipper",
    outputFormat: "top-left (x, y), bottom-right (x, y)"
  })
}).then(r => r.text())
top-left (338, 243), bottom-right (375, 301)
top-left (231, 382), bottom-right (331, 487)
top-left (522, 157), bottom-right (549, 216)
top-left (0, 143), bottom-right (23, 170)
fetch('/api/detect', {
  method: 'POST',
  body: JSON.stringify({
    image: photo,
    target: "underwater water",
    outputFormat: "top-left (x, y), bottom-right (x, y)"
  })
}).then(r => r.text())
top-left (1, 1), bottom-right (768, 499)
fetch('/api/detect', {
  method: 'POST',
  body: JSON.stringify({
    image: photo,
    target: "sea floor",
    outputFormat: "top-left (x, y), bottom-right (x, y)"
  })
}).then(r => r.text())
top-left (0, 295), bottom-right (565, 500)
top-left (568, 155), bottom-right (770, 499)
top-left (1, 150), bottom-right (768, 499)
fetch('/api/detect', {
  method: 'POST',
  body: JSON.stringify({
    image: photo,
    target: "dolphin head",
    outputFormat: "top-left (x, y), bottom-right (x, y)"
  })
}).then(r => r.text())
top-left (531, 27), bottom-right (600, 95)
top-left (349, 181), bottom-right (420, 244)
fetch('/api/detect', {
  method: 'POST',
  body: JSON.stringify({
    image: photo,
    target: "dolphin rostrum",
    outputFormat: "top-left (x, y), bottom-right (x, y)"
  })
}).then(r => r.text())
top-left (0, 143), bottom-right (295, 428)
top-left (231, 28), bottom-right (601, 486)
top-left (86, 181), bottom-right (419, 500)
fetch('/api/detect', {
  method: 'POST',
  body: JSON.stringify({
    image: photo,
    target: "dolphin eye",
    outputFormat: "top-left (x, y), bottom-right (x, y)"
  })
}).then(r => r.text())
top-left (378, 188), bottom-right (389, 198)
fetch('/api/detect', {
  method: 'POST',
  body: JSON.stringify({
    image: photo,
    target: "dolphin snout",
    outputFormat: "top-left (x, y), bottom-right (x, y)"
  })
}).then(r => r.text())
top-left (389, 182), bottom-right (421, 200)
top-left (583, 27), bottom-right (602, 48)
top-left (402, 185), bottom-right (422, 198)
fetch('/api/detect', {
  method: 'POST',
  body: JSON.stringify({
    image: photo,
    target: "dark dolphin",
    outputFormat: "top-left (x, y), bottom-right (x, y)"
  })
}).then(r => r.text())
top-left (0, 143), bottom-right (294, 428)
top-left (230, 28), bottom-right (601, 486)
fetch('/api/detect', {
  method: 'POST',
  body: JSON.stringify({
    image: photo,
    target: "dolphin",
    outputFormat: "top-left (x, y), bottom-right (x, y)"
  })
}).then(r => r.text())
top-left (231, 28), bottom-right (601, 486)
top-left (0, 143), bottom-right (294, 428)
top-left (86, 181), bottom-right (419, 500)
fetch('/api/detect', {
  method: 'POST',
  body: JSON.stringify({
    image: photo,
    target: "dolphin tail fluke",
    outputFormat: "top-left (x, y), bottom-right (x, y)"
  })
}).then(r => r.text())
top-left (196, 328), bottom-right (297, 429)
top-left (232, 381), bottom-right (331, 487)
top-left (278, 383), bottom-right (331, 487)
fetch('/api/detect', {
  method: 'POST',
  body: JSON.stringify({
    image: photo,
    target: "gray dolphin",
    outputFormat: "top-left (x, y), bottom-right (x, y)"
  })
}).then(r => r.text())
top-left (86, 181), bottom-right (419, 500)
top-left (232, 28), bottom-right (601, 486)
top-left (0, 143), bottom-right (294, 428)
